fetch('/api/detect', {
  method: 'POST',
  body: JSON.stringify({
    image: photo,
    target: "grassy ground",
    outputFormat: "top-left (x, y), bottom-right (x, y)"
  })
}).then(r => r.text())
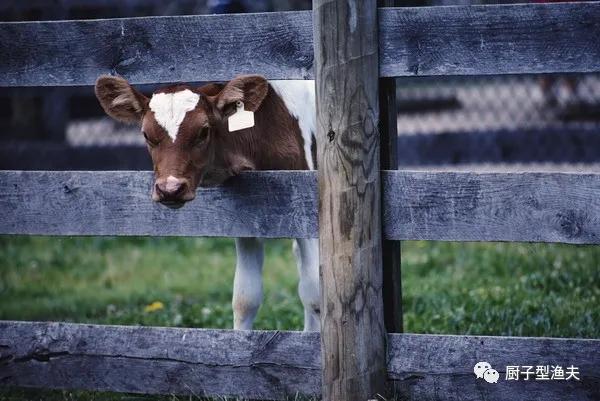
top-left (0, 236), bottom-right (599, 400)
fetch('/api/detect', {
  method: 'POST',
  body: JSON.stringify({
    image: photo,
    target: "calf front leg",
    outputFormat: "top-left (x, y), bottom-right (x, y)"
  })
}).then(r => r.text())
top-left (233, 237), bottom-right (264, 330)
top-left (293, 238), bottom-right (320, 331)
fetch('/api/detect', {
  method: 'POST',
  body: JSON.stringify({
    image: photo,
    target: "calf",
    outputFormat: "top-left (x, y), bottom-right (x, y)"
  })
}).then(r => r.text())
top-left (95, 75), bottom-right (320, 331)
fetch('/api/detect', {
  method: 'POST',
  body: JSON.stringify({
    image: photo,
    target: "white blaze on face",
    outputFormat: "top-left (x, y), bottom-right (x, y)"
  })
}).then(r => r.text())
top-left (149, 89), bottom-right (200, 142)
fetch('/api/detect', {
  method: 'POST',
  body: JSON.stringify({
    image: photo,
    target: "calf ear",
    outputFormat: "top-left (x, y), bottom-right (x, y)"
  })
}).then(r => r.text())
top-left (94, 75), bottom-right (148, 124)
top-left (216, 75), bottom-right (268, 114)
top-left (198, 82), bottom-right (225, 96)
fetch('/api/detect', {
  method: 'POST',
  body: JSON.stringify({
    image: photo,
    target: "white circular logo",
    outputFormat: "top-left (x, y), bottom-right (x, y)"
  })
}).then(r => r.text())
top-left (474, 362), bottom-right (498, 384)
top-left (474, 361), bottom-right (492, 379)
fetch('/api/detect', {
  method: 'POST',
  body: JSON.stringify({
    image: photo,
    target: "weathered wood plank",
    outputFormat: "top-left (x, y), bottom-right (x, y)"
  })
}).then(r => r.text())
top-left (0, 11), bottom-right (314, 86)
top-left (0, 170), bottom-right (317, 238)
top-left (388, 333), bottom-right (600, 401)
top-left (380, 2), bottom-right (600, 77)
top-left (0, 321), bottom-right (321, 399)
top-left (2, 170), bottom-right (600, 243)
top-left (314, 0), bottom-right (387, 400)
top-left (2, 2), bottom-right (599, 86)
top-left (383, 171), bottom-right (600, 244)
top-left (1, 321), bottom-right (598, 400)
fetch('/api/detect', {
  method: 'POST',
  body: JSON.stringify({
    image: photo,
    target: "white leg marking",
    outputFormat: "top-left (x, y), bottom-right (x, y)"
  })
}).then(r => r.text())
top-left (270, 80), bottom-right (316, 170)
top-left (233, 237), bottom-right (264, 330)
top-left (293, 238), bottom-right (320, 331)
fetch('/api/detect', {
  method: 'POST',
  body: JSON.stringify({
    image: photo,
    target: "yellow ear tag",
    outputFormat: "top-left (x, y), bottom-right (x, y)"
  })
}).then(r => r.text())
top-left (228, 101), bottom-right (255, 132)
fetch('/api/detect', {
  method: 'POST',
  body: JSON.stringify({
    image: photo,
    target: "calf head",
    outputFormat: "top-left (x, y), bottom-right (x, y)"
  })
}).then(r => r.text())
top-left (95, 75), bottom-right (268, 208)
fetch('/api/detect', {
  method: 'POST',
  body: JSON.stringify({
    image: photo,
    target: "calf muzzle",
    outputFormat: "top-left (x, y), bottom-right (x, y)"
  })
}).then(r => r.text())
top-left (153, 176), bottom-right (195, 207)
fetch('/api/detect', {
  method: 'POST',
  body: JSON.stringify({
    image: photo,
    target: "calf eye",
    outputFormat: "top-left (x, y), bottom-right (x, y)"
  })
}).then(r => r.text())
top-left (143, 131), bottom-right (158, 147)
top-left (194, 127), bottom-right (209, 146)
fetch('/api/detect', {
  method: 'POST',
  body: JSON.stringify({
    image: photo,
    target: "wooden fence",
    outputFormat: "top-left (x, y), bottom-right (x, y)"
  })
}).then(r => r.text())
top-left (1, 1), bottom-right (599, 400)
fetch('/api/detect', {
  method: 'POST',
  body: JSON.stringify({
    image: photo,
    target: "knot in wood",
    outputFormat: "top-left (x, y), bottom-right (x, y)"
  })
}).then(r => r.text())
top-left (327, 130), bottom-right (335, 142)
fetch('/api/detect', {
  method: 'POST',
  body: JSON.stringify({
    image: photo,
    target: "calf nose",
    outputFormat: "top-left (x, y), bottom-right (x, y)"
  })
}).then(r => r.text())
top-left (155, 176), bottom-right (188, 200)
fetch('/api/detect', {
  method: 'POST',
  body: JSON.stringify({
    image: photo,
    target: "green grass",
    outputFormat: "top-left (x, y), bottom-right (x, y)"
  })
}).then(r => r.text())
top-left (401, 241), bottom-right (599, 337)
top-left (0, 236), bottom-right (599, 400)
top-left (0, 237), bottom-right (304, 330)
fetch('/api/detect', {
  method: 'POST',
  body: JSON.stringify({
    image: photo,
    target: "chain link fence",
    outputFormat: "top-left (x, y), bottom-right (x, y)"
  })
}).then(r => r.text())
top-left (397, 74), bottom-right (600, 135)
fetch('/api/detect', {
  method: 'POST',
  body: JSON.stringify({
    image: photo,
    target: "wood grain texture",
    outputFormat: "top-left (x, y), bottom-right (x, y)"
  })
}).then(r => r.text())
top-left (383, 171), bottom-right (600, 244)
top-left (0, 321), bottom-right (321, 399)
top-left (0, 170), bottom-right (317, 238)
top-left (313, 0), bottom-right (387, 400)
top-left (2, 170), bottom-right (600, 244)
top-left (2, 2), bottom-right (599, 86)
top-left (379, 0), bottom-right (403, 335)
top-left (389, 333), bottom-right (600, 401)
top-left (0, 11), bottom-right (314, 86)
top-left (380, 2), bottom-right (600, 77)
top-left (1, 321), bottom-right (598, 400)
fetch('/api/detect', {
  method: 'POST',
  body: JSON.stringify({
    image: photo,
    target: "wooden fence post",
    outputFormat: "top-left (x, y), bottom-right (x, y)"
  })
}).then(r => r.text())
top-left (313, 1), bottom-right (387, 400)
top-left (378, 0), bottom-right (403, 334)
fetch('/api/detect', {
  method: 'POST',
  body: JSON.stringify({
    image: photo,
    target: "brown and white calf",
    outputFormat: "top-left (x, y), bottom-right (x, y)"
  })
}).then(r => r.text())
top-left (95, 74), bottom-right (319, 331)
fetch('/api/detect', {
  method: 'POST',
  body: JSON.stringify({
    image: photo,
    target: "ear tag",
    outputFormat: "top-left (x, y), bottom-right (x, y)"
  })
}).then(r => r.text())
top-left (228, 101), bottom-right (255, 132)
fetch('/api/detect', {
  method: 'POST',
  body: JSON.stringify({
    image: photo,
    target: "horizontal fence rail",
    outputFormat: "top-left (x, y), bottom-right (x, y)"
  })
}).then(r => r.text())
top-left (383, 171), bottom-right (600, 244)
top-left (0, 321), bottom-right (598, 400)
top-left (379, 2), bottom-right (600, 77)
top-left (1, 170), bottom-right (600, 244)
top-left (1, 2), bottom-right (599, 86)
top-left (0, 321), bottom-right (320, 399)
top-left (0, 171), bottom-right (318, 238)
top-left (0, 11), bottom-right (314, 86)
